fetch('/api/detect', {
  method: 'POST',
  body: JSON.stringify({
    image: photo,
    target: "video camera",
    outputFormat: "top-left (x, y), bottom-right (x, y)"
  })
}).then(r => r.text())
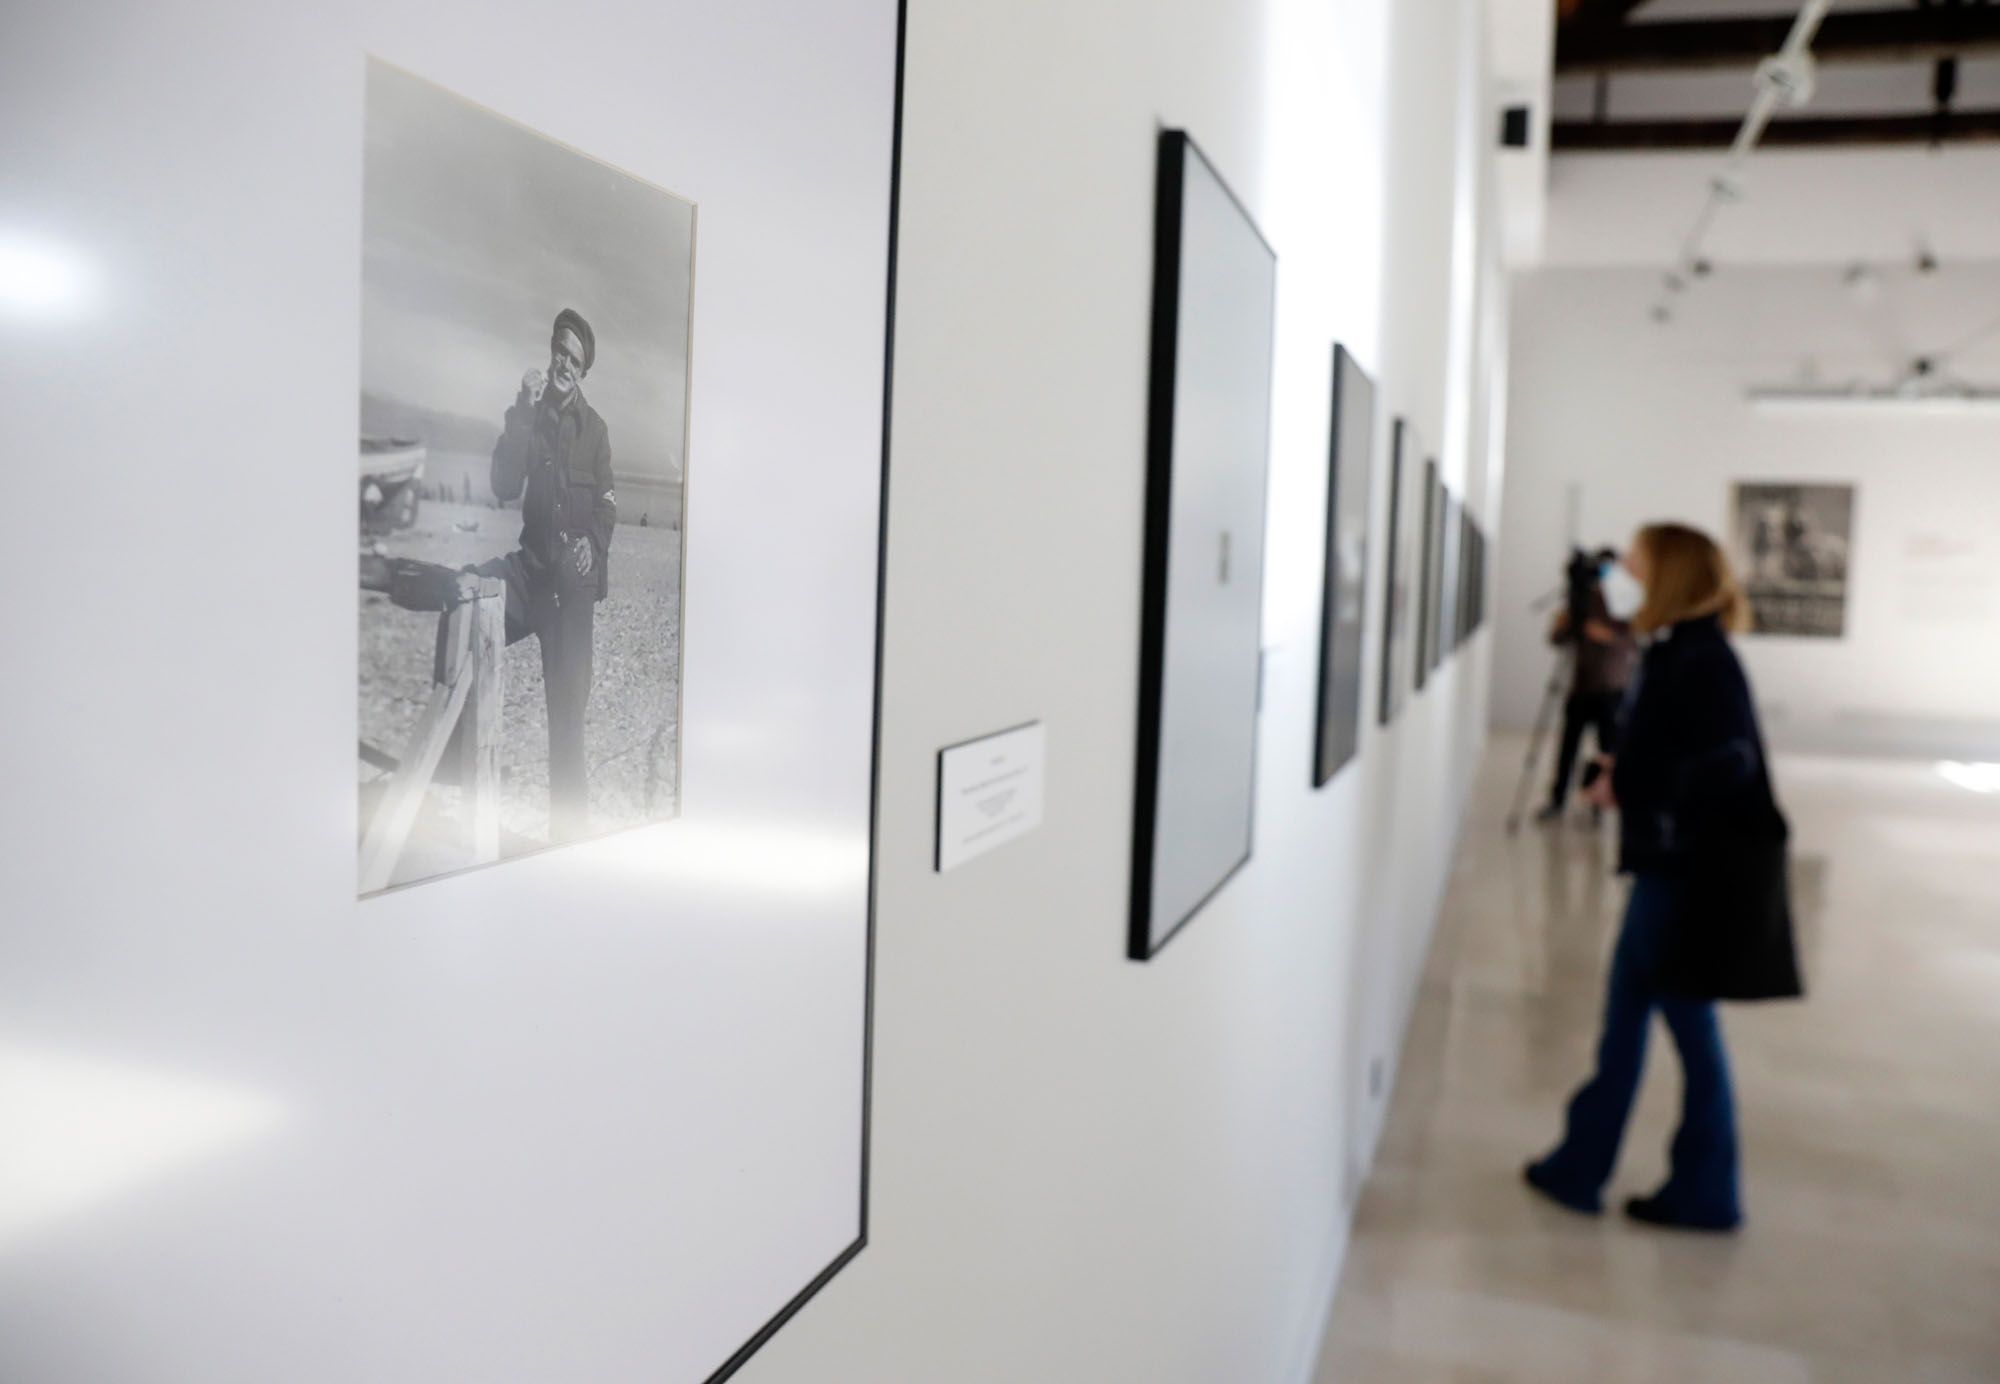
top-left (1563, 547), bottom-right (1599, 635)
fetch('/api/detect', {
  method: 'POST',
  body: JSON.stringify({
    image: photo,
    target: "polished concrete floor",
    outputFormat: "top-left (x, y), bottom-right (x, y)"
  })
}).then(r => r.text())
top-left (1312, 742), bottom-right (2000, 1384)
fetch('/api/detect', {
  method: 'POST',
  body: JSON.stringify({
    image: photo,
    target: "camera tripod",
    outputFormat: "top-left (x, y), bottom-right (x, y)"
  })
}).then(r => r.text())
top-left (1504, 649), bottom-right (1572, 836)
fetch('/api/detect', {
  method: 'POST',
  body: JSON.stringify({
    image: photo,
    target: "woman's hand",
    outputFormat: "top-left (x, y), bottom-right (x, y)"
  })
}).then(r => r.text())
top-left (1582, 755), bottom-right (1618, 811)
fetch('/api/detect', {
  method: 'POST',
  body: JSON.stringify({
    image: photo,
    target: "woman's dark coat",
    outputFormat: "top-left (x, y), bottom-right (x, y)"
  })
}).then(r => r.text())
top-left (1612, 614), bottom-right (1804, 1002)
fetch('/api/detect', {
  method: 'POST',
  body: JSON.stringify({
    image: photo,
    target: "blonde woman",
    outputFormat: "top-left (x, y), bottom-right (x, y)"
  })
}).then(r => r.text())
top-left (1526, 523), bottom-right (1802, 1233)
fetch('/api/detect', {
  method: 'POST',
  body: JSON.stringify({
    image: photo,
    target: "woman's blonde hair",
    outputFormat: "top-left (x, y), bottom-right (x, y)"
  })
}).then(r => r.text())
top-left (1632, 523), bottom-right (1751, 635)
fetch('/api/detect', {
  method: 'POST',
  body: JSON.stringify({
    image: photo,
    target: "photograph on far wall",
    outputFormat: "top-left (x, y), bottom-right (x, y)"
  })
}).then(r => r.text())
top-left (1312, 344), bottom-right (1378, 788)
top-left (1129, 128), bottom-right (1278, 961)
top-left (1729, 481), bottom-right (1855, 638)
top-left (1379, 421), bottom-right (1422, 726)
top-left (358, 59), bottom-right (694, 895)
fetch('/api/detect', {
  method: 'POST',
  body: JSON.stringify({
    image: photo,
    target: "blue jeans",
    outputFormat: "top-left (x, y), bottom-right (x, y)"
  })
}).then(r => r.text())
top-left (1534, 873), bottom-right (1742, 1223)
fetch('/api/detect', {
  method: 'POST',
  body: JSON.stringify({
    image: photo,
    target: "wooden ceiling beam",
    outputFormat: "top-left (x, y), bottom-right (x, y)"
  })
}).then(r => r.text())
top-left (1553, 109), bottom-right (2000, 150)
top-left (1558, 8), bottom-right (2000, 73)
top-left (1559, 0), bottom-right (1654, 26)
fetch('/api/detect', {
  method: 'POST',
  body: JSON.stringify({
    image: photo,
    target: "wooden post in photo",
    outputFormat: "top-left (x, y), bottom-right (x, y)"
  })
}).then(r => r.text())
top-left (457, 577), bottom-right (505, 865)
top-left (359, 598), bottom-right (475, 895)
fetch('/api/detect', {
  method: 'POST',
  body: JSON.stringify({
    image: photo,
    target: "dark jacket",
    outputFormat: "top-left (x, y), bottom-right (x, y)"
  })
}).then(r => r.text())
top-left (1612, 614), bottom-right (1804, 1001)
top-left (492, 387), bottom-right (616, 601)
top-left (1612, 614), bottom-right (1766, 876)
top-left (1551, 588), bottom-right (1638, 697)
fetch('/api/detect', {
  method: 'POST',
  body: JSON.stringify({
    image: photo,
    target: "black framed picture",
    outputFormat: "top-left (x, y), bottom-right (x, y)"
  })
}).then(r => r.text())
top-left (352, 19), bottom-right (907, 1381)
top-left (1129, 128), bottom-right (1277, 961)
top-left (1468, 519), bottom-right (1488, 634)
top-left (1459, 508), bottom-right (1482, 646)
top-left (1416, 458), bottom-right (1440, 688)
top-left (1379, 420), bottom-right (1422, 726)
top-left (1729, 480), bottom-right (1856, 638)
top-left (1427, 466), bottom-right (1449, 676)
top-left (1440, 490), bottom-right (1461, 659)
top-left (1312, 344), bottom-right (1378, 788)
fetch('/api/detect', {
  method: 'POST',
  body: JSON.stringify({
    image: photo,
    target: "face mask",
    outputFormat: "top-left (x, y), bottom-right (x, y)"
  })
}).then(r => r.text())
top-left (1600, 562), bottom-right (1644, 622)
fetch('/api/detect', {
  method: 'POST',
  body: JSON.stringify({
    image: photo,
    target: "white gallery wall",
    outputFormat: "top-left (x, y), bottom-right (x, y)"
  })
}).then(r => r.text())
top-left (745, 0), bottom-right (1509, 1381)
top-left (0, 0), bottom-right (1515, 1381)
top-left (1494, 258), bottom-right (2000, 759)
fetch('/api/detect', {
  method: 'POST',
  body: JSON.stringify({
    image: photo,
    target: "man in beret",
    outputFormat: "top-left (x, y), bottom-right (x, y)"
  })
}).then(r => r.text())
top-left (482, 308), bottom-right (616, 843)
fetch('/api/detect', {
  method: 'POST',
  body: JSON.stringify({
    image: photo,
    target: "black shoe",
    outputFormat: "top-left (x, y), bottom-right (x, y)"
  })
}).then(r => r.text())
top-left (1523, 1160), bottom-right (1601, 1217)
top-left (1623, 1194), bottom-right (1740, 1234)
top-left (1534, 803), bottom-right (1565, 825)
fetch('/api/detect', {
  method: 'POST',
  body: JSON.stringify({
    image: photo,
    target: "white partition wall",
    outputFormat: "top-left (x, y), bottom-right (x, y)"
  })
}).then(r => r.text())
top-left (0, 3), bottom-right (900, 1381)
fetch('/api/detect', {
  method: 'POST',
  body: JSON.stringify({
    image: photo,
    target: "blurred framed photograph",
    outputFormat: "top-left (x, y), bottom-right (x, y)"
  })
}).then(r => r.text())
top-left (1130, 128), bottom-right (1277, 961)
top-left (1313, 344), bottom-right (1378, 787)
top-left (1416, 458), bottom-right (1441, 688)
top-left (1730, 481), bottom-right (1855, 638)
top-left (1380, 420), bottom-right (1423, 725)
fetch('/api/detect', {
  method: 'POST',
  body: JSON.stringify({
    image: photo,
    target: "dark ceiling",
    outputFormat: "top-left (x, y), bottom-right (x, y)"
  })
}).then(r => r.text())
top-left (1552, 0), bottom-right (2000, 149)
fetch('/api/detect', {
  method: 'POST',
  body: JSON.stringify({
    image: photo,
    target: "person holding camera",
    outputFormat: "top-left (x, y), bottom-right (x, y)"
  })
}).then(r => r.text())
top-left (1537, 549), bottom-right (1638, 823)
top-left (1525, 523), bottom-right (1802, 1233)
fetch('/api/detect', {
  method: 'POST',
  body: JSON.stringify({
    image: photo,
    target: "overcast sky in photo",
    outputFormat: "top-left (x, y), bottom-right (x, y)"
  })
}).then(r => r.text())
top-left (361, 59), bottom-right (694, 482)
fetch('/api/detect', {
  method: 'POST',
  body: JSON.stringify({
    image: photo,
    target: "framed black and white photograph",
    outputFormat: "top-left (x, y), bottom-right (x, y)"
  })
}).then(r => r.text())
top-left (1312, 344), bottom-right (1378, 788)
top-left (1379, 420), bottom-right (1422, 725)
top-left (1130, 128), bottom-right (1278, 961)
top-left (1468, 520), bottom-right (1488, 634)
top-left (1455, 507), bottom-right (1476, 647)
top-left (359, 61), bottom-right (694, 895)
top-left (1416, 459), bottom-right (1441, 688)
top-left (1439, 490), bottom-right (1461, 658)
top-left (1432, 470), bottom-right (1451, 674)
top-left (1473, 518), bottom-right (1487, 635)
top-left (1730, 481), bottom-right (1856, 638)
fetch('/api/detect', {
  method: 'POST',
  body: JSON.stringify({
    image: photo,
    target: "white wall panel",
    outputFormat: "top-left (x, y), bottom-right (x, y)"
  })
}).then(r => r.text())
top-left (0, 3), bottom-right (896, 1382)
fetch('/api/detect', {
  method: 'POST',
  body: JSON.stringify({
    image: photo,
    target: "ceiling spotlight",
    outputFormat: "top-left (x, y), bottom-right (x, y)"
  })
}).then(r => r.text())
top-left (1691, 258), bottom-right (1715, 278)
top-left (1651, 305), bottom-right (1673, 325)
top-left (1755, 50), bottom-right (1818, 109)
top-left (1917, 245), bottom-right (1940, 275)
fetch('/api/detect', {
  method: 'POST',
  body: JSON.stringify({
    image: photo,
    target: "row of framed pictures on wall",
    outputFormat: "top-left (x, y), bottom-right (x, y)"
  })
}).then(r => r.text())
top-left (1129, 129), bottom-right (1490, 962)
top-left (1378, 413), bottom-right (1490, 722)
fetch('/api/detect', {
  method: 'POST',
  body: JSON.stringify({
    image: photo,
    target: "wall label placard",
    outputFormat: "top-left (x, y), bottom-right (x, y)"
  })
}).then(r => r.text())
top-left (935, 722), bottom-right (1046, 872)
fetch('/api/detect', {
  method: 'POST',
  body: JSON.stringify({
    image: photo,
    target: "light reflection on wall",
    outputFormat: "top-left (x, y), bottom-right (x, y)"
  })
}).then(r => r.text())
top-left (0, 233), bottom-right (99, 322)
top-left (0, 1045), bottom-right (287, 1252)
top-left (1936, 761), bottom-right (2000, 795)
top-left (590, 818), bottom-right (870, 899)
